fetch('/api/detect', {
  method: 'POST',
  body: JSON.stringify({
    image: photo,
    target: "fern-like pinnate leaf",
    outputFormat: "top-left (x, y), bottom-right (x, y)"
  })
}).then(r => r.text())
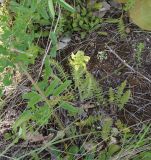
top-left (118, 18), bottom-right (126, 38)
top-left (75, 115), bottom-right (102, 127)
top-left (101, 118), bottom-right (113, 141)
top-left (108, 80), bottom-right (131, 110)
top-left (49, 59), bottom-right (69, 81)
top-left (119, 90), bottom-right (131, 110)
top-left (109, 87), bottom-right (115, 103)
top-left (116, 80), bottom-right (127, 101)
top-left (70, 51), bottom-right (103, 102)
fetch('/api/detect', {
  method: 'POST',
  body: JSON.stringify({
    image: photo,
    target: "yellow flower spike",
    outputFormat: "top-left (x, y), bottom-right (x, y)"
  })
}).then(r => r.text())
top-left (69, 51), bottom-right (90, 71)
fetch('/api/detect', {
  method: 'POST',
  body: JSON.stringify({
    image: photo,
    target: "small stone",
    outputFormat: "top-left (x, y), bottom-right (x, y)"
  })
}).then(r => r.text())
top-left (125, 27), bottom-right (131, 34)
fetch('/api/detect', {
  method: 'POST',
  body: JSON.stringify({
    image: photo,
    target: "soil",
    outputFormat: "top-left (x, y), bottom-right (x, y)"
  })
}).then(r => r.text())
top-left (59, 22), bottom-right (151, 126)
top-left (1, 3), bottom-right (151, 159)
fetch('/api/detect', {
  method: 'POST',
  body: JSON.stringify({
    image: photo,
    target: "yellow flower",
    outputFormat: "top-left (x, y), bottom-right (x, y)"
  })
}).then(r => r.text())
top-left (70, 51), bottom-right (90, 71)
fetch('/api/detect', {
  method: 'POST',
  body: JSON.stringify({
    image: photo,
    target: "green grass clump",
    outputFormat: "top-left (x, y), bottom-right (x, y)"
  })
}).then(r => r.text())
top-left (58, 1), bottom-right (102, 38)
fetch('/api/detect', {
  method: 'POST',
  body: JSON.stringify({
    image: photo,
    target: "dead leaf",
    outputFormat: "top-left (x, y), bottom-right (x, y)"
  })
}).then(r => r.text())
top-left (57, 36), bottom-right (71, 50)
top-left (83, 142), bottom-right (96, 152)
top-left (82, 103), bottom-right (95, 111)
top-left (27, 133), bottom-right (54, 143)
top-left (93, 1), bottom-right (110, 18)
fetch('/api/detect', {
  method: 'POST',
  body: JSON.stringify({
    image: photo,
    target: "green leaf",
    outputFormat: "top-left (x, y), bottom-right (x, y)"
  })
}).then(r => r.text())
top-left (108, 144), bottom-right (120, 156)
top-left (50, 45), bottom-right (57, 57)
top-left (23, 91), bottom-right (42, 108)
top-left (3, 74), bottom-right (12, 86)
top-left (67, 145), bottom-right (79, 159)
top-left (18, 123), bottom-right (27, 140)
top-left (43, 57), bottom-right (52, 81)
top-left (93, 2), bottom-right (102, 10)
top-left (119, 90), bottom-right (131, 109)
top-left (50, 32), bottom-right (57, 57)
top-left (57, 0), bottom-right (75, 13)
top-left (116, 80), bottom-right (127, 100)
top-left (98, 150), bottom-right (107, 160)
top-left (68, 145), bottom-right (79, 154)
top-left (23, 91), bottom-right (40, 100)
top-left (15, 54), bottom-right (31, 64)
top-left (39, 4), bottom-right (49, 20)
top-left (109, 87), bottom-right (114, 103)
top-left (13, 110), bottom-right (32, 131)
top-left (18, 127), bottom-right (23, 137)
top-left (37, 81), bottom-right (48, 91)
top-left (45, 78), bottom-right (60, 96)
top-left (48, 0), bottom-right (55, 19)
top-left (28, 95), bottom-right (42, 108)
top-left (101, 118), bottom-right (113, 141)
top-left (85, 154), bottom-right (95, 160)
top-left (0, 88), bottom-right (3, 97)
top-left (60, 101), bottom-right (79, 113)
top-left (53, 80), bottom-right (71, 96)
top-left (33, 105), bottom-right (52, 125)
top-left (50, 32), bottom-right (57, 45)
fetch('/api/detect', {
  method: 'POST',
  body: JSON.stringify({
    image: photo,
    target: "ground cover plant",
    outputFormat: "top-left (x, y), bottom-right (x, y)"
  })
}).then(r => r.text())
top-left (0, 0), bottom-right (151, 159)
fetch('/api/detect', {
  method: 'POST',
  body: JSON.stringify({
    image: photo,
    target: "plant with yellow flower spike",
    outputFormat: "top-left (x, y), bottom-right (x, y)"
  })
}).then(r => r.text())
top-left (69, 51), bottom-right (90, 71)
top-left (69, 51), bottom-right (103, 102)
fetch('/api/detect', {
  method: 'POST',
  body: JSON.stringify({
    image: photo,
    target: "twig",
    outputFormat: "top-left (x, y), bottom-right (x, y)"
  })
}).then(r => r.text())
top-left (37, 5), bottom-right (61, 80)
top-left (106, 45), bottom-right (151, 84)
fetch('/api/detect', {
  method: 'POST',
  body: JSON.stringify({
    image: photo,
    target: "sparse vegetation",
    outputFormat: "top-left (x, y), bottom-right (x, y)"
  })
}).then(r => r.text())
top-left (0, 0), bottom-right (151, 159)
top-left (135, 42), bottom-right (145, 67)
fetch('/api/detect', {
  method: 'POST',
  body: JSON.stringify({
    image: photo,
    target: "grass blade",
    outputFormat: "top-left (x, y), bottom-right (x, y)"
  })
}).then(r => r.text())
top-left (57, 0), bottom-right (75, 13)
top-left (48, 0), bottom-right (55, 19)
